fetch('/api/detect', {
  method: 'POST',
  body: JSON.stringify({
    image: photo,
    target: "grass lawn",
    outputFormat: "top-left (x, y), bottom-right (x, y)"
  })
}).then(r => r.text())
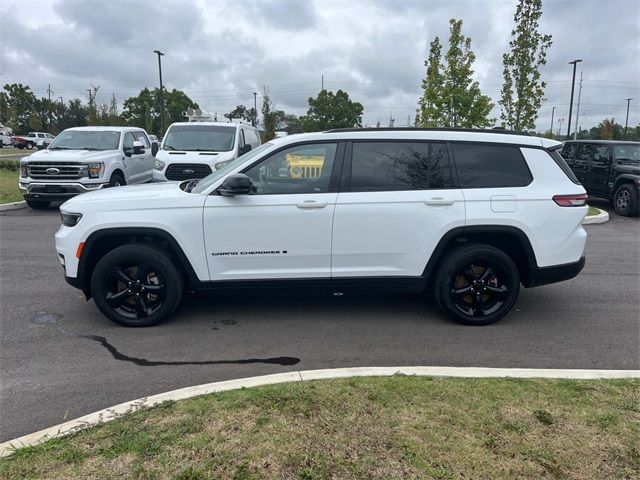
top-left (0, 169), bottom-right (22, 204)
top-left (1, 377), bottom-right (638, 479)
top-left (0, 148), bottom-right (31, 156)
top-left (587, 206), bottom-right (601, 217)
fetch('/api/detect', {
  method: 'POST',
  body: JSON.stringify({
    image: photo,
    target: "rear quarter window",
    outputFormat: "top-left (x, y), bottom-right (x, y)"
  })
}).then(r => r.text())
top-left (549, 149), bottom-right (581, 184)
top-left (451, 143), bottom-right (533, 188)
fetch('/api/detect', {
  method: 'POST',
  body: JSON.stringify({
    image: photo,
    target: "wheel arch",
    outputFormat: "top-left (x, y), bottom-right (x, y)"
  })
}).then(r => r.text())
top-left (77, 227), bottom-right (199, 297)
top-left (613, 174), bottom-right (639, 192)
top-left (423, 225), bottom-right (538, 287)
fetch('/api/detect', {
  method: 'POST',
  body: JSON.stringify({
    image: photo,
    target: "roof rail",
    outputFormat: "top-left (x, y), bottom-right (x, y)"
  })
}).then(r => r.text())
top-left (323, 127), bottom-right (531, 136)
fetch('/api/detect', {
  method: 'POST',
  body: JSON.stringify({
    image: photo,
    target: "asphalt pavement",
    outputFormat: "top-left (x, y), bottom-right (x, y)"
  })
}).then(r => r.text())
top-left (1, 200), bottom-right (638, 441)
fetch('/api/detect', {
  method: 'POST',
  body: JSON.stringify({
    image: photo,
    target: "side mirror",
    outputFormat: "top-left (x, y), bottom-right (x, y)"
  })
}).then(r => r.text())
top-left (151, 142), bottom-right (159, 157)
top-left (239, 144), bottom-right (252, 155)
top-left (133, 140), bottom-right (145, 155)
top-left (217, 173), bottom-right (253, 196)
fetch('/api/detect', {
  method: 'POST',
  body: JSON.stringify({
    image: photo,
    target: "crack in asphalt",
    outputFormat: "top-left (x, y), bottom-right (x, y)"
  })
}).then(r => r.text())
top-left (30, 312), bottom-right (300, 367)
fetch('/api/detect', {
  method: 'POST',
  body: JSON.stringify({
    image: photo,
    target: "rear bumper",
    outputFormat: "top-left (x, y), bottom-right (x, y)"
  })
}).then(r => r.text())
top-left (525, 256), bottom-right (586, 288)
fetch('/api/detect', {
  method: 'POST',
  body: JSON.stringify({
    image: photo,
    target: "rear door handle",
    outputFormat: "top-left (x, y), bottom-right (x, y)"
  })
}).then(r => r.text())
top-left (424, 197), bottom-right (455, 206)
top-left (296, 201), bottom-right (327, 209)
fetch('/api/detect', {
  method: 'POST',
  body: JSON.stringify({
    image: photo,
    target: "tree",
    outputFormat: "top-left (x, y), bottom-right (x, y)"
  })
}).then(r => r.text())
top-left (261, 87), bottom-right (277, 142)
top-left (499, 0), bottom-right (552, 131)
top-left (415, 20), bottom-right (493, 128)
top-left (301, 89), bottom-right (363, 131)
top-left (416, 37), bottom-right (445, 127)
top-left (225, 104), bottom-right (258, 125)
top-left (2, 84), bottom-right (37, 133)
top-left (122, 88), bottom-right (197, 135)
top-left (273, 110), bottom-right (303, 134)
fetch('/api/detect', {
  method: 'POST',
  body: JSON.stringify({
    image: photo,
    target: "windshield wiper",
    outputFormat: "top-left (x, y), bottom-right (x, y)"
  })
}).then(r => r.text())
top-left (81, 147), bottom-right (101, 151)
top-left (163, 145), bottom-right (176, 150)
top-left (48, 146), bottom-right (72, 150)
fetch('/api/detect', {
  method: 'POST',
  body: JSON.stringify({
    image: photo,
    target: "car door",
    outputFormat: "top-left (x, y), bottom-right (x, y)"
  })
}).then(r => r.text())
top-left (133, 131), bottom-right (154, 181)
top-left (331, 141), bottom-right (465, 278)
top-left (203, 141), bottom-right (343, 281)
top-left (572, 143), bottom-right (594, 187)
top-left (122, 132), bottom-right (143, 182)
top-left (588, 145), bottom-right (614, 196)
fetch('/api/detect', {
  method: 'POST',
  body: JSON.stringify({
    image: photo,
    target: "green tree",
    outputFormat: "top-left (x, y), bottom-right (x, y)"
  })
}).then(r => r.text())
top-left (301, 89), bottom-right (364, 131)
top-left (499, 0), bottom-right (552, 131)
top-left (225, 105), bottom-right (257, 125)
top-left (2, 84), bottom-right (38, 133)
top-left (122, 88), bottom-right (197, 135)
top-left (416, 37), bottom-right (445, 127)
top-left (273, 110), bottom-right (303, 134)
top-left (261, 87), bottom-right (277, 142)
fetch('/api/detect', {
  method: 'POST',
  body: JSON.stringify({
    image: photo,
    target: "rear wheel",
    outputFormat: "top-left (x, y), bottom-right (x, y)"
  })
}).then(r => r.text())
top-left (613, 184), bottom-right (639, 217)
top-left (91, 244), bottom-right (183, 327)
top-left (108, 172), bottom-right (125, 187)
top-left (434, 244), bottom-right (520, 326)
top-left (25, 199), bottom-right (51, 209)
top-left (26, 142), bottom-right (34, 150)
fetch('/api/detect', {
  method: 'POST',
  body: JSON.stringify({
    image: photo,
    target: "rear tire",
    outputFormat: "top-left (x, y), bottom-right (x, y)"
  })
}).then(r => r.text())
top-left (26, 142), bottom-right (34, 150)
top-left (26, 199), bottom-right (51, 209)
top-left (613, 184), bottom-right (639, 217)
top-left (108, 172), bottom-right (125, 187)
top-left (91, 244), bottom-right (183, 327)
top-left (433, 244), bottom-right (520, 326)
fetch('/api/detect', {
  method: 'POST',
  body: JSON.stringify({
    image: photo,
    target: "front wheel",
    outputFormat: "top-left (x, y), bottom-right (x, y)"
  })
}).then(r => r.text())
top-left (26, 142), bottom-right (34, 150)
top-left (91, 244), bottom-right (183, 327)
top-left (108, 172), bottom-right (126, 187)
top-left (613, 184), bottom-right (639, 217)
top-left (433, 244), bottom-right (520, 326)
top-left (26, 199), bottom-right (51, 209)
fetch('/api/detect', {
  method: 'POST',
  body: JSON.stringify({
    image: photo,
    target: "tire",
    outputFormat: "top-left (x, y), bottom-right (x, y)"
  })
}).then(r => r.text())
top-left (613, 184), bottom-right (639, 217)
top-left (26, 142), bottom-right (34, 150)
top-left (108, 172), bottom-right (126, 187)
top-left (17, 145), bottom-right (24, 149)
top-left (91, 244), bottom-right (183, 327)
top-left (433, 244), bottom-right (520, 326)
top-left (25, 199), bottom-right (51, 209)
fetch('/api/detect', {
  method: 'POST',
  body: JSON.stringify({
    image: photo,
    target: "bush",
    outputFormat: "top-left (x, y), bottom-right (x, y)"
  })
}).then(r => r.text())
top-left (0, 159), bottom-right (20, 172)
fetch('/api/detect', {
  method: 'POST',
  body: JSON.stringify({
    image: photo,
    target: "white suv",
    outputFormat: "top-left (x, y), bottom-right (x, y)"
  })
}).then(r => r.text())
top-left (55, 128), bottom-right (587, 327)
top-left (19, 126), bottom-right (157, 209)
top-left (153, 121), bottom-right (261, 182)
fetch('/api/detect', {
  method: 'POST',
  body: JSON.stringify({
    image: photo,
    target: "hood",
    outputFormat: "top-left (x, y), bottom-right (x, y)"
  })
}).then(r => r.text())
top-left (156, 149), bottom-right (236, 166)
top-left (26, 149), bottom-right (120, 163)
top-left (61, 182), bottom-right (205, 213)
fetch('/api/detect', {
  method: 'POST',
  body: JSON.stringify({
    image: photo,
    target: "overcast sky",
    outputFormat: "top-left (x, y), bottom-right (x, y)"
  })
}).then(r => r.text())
top-left (1, 0), bottom-right (638, 132)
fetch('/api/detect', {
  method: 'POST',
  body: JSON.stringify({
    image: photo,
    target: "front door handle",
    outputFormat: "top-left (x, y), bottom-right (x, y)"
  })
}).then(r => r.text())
top-left (296, 201), bottom-right (327, 209)
top-left (424, 197), bottom-right (455, 206)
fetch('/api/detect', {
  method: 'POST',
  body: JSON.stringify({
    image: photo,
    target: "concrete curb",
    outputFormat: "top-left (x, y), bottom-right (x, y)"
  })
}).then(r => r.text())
top-left (1, 366), bottom-right (638, 458)
top-left (583, 208), bottom-right (609, 224)
top-left (0, 200), bottom-right (26, 211)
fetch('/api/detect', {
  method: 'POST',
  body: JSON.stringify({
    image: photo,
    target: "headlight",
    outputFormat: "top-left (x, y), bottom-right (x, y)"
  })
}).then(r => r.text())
top-left (60, 212), bottom-right (82, 227)
top-left (154, 159), bottom-right (165, 171)
top-left (20, 162), bottom-right (28, 178)
top-left (214, 160), bottom-right (232, 170)
top-left (88, 163), bottom-right (103, 179)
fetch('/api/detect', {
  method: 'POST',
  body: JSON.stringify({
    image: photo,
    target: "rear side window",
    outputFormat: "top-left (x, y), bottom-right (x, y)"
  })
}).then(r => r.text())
top-left (350, 142), bottom-right (454, 192)
top-left (452, 143), bottom-right (532, 188)
top-left (561, 143), bottom-right (575, 162)
top-left (550, 149), bottom-right (581, 184)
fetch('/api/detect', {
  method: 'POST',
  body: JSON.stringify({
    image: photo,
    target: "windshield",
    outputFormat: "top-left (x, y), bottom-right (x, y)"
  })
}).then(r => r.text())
top-left (163, 125), bottom-right (236, 152)
top-left (614, 145), bottom-right (640, 164)
top-left (48, 130), bottom-right (121, 151)
top-left (192, 142), bottom-right (275, 194)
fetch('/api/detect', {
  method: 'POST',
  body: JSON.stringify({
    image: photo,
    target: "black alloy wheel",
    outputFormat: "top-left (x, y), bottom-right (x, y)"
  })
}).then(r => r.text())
top-left (434, 244), bottom-right (520, 325)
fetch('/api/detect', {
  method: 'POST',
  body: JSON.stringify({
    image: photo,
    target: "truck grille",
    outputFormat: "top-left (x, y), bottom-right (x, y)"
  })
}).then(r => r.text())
top-left (27, 162), bottom-right (84, 180)
top-left (165, 163), bottom-right (212, 181)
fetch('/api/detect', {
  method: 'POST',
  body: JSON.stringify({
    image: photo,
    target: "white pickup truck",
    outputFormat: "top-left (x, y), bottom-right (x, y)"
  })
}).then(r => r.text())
top-left (19, 126), bottom-right (158, 209)
top-left (12, 131), bottom-right (56, 150)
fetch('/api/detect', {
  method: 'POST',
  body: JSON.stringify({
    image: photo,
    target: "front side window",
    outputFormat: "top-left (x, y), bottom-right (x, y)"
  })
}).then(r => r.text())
top-left (613, 144), bottom-right (640, 164)
top-left (133, 131), bottom-right (150, 148)
top-left (244, 143), bottom-right (338, 194)
top-left (452, 143), bottom-right (532, 188)
top-left (593, 145), bottom-right (612, 165)
top-left (350, 142), bottom-right (454, 192)
top-left (48, 130), bottom-right (121, 151)
top-left (123, 132), bottom-right (135, 150)
top-left (162, 125), bottom-right (236, 152)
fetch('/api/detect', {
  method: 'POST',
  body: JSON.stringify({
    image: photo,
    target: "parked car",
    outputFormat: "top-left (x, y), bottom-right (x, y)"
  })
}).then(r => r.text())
top-left (153, 121), bottom-right (261, 182)
top-left (12, 132), bottom-right (56, 150)
top-left (19, 126), bottom-right (158, 209)
top-left (0, 131), bottom-right (11, 148)
top-left (148, 135), bottom-right (159, 143)
top-left (560, 140), bottom-right (640, 216)
top-left (55, 128), bottom-right (587, 327)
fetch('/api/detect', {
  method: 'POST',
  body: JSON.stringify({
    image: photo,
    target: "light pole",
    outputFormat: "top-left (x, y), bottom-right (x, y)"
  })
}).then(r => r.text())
top-left (253, 92), bottom-right (257, 127)
top-left (550, 106), bottom-right (556, 138)
top-left (558, 117), bottom-right (564, 137)
top-left (153, 50), bottom-right (165, 135)
top-left (567, 59), bottom-right (583, 138)
top-left (624, 98), bottom-right (632, 139)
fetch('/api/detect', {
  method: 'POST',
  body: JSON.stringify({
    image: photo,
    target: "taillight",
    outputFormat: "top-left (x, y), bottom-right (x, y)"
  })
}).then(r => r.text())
top-left (553, 194), bottom-right (588, 207)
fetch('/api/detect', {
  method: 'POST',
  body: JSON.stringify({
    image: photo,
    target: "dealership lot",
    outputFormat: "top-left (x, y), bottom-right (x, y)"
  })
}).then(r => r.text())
top-left (0, 201), bottom-right (638, 442)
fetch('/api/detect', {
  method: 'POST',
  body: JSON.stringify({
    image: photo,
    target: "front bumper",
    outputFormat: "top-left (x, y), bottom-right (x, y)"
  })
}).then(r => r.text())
top-left (20, 181), bottom-right (108, 200)
top-left (525, 256), bottom-right (586, 288)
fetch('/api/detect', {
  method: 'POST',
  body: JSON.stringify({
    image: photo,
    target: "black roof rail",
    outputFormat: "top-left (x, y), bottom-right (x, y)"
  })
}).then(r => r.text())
top-left (323, 127), bottom-right (531, 136)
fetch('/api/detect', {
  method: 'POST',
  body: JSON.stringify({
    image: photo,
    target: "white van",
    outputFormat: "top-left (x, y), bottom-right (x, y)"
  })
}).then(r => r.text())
top-left (153, 122), bottom-right (261, 182)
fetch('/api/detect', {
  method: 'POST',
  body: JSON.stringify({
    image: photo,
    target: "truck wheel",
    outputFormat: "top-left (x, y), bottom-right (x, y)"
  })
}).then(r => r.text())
top-left (26, 199), bottom-right (51, 209)
top-left (26, 142), bottom-right (34, 150)
top-left (17, 145), bottom-right (24, 150)
top-left (613, 184), bottom-right (639, 217)
top-left (433, 244), bottom-right (520, 326)
top-left (91, 244), bottom-right (183, 327)
top-left (108, 172), bottom-right (125, 187)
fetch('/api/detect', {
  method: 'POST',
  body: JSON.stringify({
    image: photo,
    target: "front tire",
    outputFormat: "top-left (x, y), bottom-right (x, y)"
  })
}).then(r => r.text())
top-left (613, 184), bottom-right (639, 217)
top-left (26, 142), bottom-right (34, 150)
top-left (434, 244), bottom-right (520, 326)
top-left (25, 199), bottom-right (51, 209)
top-left (108, 172), bottom-right (126, 187)
top-left (91, 245), bottom-right (183, 327)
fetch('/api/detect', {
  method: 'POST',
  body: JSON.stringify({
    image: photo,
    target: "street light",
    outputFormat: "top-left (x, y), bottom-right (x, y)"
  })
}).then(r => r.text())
top-left (550, 106), bottom-right (556, 138)
top-left (625, 98), bottom-right (633, 139)
top-left (153, 50), bottom-right (165, 135)
top-left (253, 92), bottom-right (257, 127)
top-left (567, 59), bottom-right (583, 138)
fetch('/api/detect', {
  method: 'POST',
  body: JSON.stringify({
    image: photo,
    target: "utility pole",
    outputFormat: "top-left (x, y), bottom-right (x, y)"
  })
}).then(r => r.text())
top-left (573, 72), bottom-right (583, 140)
top-left (550, 106), bottom-right (556, 138)
top-left (567, 59), bottom-right (583, 138)
top-left (624, 98), bottom-right (632, 139)
top-left (46, 84), bottom-right (54, 132)
top-left (558, 117), bottom-right (564, 136)
top-left (321, 74), bottom-right (324, 91)
top-left (252, 92), bottom-right (257, 127)
top-left (153, 50), bottom-right (165, 135)
top-left (59, 97), bottom-right (64, 106)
